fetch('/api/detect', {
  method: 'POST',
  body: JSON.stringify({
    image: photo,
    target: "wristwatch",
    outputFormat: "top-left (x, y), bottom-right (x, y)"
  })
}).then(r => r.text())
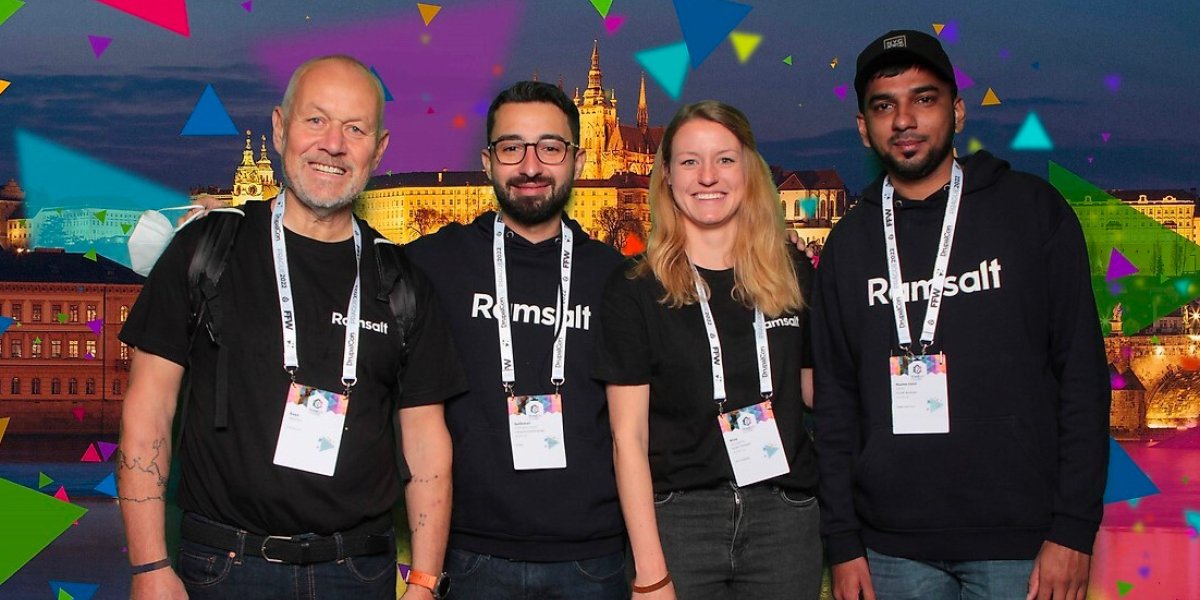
top-left (406, 568), bottom-right (451, 599)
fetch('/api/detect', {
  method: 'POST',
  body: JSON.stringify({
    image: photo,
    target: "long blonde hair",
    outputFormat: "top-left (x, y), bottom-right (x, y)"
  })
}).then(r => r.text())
top-left (635, 100), bottom-right (802, 317)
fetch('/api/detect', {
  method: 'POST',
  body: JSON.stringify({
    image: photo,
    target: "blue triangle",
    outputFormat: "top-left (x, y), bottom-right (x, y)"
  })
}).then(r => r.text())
top-left (635, 42), bottom-right (691, 101)
top-left (180, 84), bottom-right (239, 136)
top-left (16, 130), bottom-right (191, 268)
top-left (1010, 111), bottom-right (1053, 150)
top-left (763, 444), bottom-right (779, 457)
top-left (319, 437), bottom-right (334, 452)
top-left (672, 0), bottom-right (752, 68)
top-left (93, 472), bottom-right (117, 498)
top-left (0, 316), bottom-right (13, 336)
top-left (49, 581), bottom-right (99, 600)
top-left (1103, 437), bottom-right (1159, 504)
top-left (370, 66), bottom-right (394, 102)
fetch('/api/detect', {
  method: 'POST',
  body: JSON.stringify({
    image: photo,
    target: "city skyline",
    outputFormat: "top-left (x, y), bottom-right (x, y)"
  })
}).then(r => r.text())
top-left (0, 1), bottom-right (1196, 195)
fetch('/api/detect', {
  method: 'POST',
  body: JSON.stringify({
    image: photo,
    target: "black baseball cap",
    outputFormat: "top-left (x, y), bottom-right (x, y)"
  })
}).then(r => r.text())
top-left (854, 30), bottom-right (956, 108)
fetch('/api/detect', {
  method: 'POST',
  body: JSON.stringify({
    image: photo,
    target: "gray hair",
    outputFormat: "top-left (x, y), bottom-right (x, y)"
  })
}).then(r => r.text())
top-left (279, 54), bottom-right (386, 140)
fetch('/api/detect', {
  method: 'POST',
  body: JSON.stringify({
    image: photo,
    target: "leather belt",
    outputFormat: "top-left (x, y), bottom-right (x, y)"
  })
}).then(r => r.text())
top-left (181, 513), bottom-right (393, 565)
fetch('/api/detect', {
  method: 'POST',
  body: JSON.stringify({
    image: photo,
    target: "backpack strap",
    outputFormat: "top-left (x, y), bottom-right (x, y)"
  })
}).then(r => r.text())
top-left (373, 237), bottom-right (417, 368)
top-left (185, 208), bottom-right (245, 431)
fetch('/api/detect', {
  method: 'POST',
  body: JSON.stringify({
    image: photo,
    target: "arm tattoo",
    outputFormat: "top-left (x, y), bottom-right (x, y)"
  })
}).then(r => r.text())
top-left (116, 437), bottom-right (169, 502)
top-left (410, 474), bottom-right (439, 484)
top-left (410, 512), bottom-right (428, 534)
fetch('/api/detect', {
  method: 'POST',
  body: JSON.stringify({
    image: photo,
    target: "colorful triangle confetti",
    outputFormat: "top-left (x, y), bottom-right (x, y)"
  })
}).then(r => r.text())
top-left (953, 66), bottom-right (974, 90)
top-left (181, 84), bottom-right (238, 136)
top-left (981, 87), bottom-right (1001, 106)
top-left (0, 316), bottom-right (12, 336)
top-left (672, 0), bottom-right (751, 68)
top-left (0, 416), bottom-right (8, 446)
top-left (0, 79), bottom-right (10, 96)
top-left (93, 473), bottom-right (117, 498)
top-left (1010, 112), bottom-right (1053, 151)
top-left (86, 35), bottom-right (112, 58)
top-left (967, 137), bottom-right (984, 154)
top-left (95, 0), bottom-right (189, 37)
top-left (782, 55), bottom-right (792, 66)
top-left (370, 66), bottom-right (394, 102)
top-left (1103, 437), bottom-right (1159, 504)
top-left (588, 0), bottom-right (612, 18)
top-left (416, 3), bottom-right (441, 26)
top-left (1116, 580), bottom-right (1133, 596)
top-left (72, 408), bottom-right (85, 422)
top-left (0, 0), bottom-right (25, 28)
top-left (96, 441), bottom-right (118, 461)
top-left (829, 57), bottom-right (838, 69)
top-left (241, 1), bottom-right (252, 13)
top-left (93, 209), bottom-right (107, 223)
top-left (635, 41), bottom-right (691, 101)
top-left (603, 14), bottom-right (625, 36)
top-left (0, 478), bottom-right (87, 585)
top-left (38, 472), bottom-right (53, 489)
top-left (53, 485), bottom-right (70, 503)
top-left (83, 248), bottom-right (98, 261)
top-left (833, 84), bottom-right (849, 101)
top-left (1106, 248), bottom-right (1139, 281)
top-left (728, 31), bottom-right (762, 64)
top-left (80, 444), bottom-right (102, 463)
top-left (931, 23), bottom-right (945, 35)
top-left (50, 581), bottom-right (98, 600)
top-left (86, 318), bottom-right (104, 335)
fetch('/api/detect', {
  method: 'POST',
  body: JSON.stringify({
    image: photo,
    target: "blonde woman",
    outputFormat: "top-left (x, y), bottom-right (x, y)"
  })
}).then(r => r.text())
top-left (593, 101), bottom-right (821, 599)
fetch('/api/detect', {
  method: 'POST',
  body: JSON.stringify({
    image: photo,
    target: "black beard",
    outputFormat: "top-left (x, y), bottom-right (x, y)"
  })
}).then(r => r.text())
top-left (493, 176), bottom-right (573, 226)
top-left (874, 129), bottom-right (955, 184)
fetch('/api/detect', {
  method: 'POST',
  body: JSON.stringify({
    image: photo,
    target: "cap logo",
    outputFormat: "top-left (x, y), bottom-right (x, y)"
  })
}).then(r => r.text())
top-left (883, 35), bottom-right (907, 49)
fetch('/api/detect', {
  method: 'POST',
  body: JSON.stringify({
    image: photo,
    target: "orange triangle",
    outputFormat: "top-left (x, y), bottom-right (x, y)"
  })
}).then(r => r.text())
top-left (80, 444), bottom-right (102, 462)
top-left (417, 3), bottom-right (441, 26)
top-left (0, 80), bottom-right (10, 96)
top-left (932, 23), bottom-right (945, 35)
top-left (981, 87), bottom-right (1001, 106)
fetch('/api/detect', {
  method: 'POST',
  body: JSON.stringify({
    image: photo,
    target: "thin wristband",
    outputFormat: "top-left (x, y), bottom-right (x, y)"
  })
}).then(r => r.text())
top-left (130, 558), bottom-right (172, 575)
top-left (632, 572), bottom-right (672, 594)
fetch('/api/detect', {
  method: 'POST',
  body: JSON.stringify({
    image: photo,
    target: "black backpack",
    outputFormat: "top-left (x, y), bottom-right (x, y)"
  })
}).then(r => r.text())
top-left (174, 208), bottom-right (419, 475)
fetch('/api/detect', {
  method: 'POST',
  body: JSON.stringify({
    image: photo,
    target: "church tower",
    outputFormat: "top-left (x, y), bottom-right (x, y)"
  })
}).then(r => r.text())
top-left (576, 40), bottom-right (622, 179)
top-left (232, 131), bottom-right (278, 205)
top-left (636, 73), bottom-right (649, 131)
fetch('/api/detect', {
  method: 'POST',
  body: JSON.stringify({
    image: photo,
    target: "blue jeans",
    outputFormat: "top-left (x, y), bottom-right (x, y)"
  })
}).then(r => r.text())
top-left (866, 548), bottom-right (1035, 600)
top-left (177, 535), bottom-right (396, 600)
top-left (653, 483), bottom-right (823, 600)
top-left (443, 547), bottom-right (627, 599)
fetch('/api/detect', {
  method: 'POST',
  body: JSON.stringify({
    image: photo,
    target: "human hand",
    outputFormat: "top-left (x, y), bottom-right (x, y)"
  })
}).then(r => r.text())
top-left (831, 557), bottom-right (876, 600)
top-left (1026, 541), bottom-right (1090, 600)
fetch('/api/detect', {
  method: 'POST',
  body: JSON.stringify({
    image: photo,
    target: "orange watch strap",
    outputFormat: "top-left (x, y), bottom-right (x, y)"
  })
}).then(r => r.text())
top-left (406, 568), bottom-right (439, 591)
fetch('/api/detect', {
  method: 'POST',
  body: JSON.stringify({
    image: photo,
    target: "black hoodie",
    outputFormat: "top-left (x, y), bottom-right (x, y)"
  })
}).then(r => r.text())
top-left (405, 211), bottom-right (625, 561)
top-left (812, 151), bottom-right (1109, 563)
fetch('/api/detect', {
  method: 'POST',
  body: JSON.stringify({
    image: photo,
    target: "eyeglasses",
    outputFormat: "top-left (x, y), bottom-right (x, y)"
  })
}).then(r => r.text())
top-left (487, 139), bottom-right (577, 165)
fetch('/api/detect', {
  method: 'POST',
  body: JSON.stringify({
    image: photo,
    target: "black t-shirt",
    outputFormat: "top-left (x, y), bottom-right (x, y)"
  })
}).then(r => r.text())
top-left (592, 253), bottom-right (818, 494)
top-left (120, 201), bottom-right (466, 535)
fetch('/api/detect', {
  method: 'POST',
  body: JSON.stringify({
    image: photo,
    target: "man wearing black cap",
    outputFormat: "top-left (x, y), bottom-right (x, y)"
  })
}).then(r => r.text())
top-left (812, 30), bottom-right (1109, 599)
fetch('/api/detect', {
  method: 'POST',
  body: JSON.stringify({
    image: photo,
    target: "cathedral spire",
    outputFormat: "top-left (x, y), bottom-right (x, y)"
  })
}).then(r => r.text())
top-left (584, 39), bottom-right (605, 105)
top-left (636, 72), bottom-right (649, 130)
top-left (240, 130), bottom-right (255, 167)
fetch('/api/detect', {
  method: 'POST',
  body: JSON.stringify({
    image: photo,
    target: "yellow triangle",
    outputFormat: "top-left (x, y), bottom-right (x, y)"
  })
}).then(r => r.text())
top-left (932, 23), bottom-right (945, 35)
top-left (829, 57), bottom-right (839, 69)
top-left (0, 417), bottom-right (9, 446)
top-left (416, 3), bottom-right (441, 26)
top-left (0, 80), bottom-right (10, 96)
top-left (728, 31), bottom-right (763, 64)
top-left (968, 137), bottom-right (984, 154)
top-left (981, 87), bottom-right (1001, 106)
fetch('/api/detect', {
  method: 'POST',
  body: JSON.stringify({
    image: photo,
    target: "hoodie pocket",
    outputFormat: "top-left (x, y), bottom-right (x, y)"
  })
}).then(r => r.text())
top-left (854, 416), bottom-right (1052, 532)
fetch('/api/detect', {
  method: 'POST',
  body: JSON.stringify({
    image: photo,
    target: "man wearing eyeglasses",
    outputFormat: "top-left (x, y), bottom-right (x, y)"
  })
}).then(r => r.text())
top-left (404, 81), bottom-right (628, 599)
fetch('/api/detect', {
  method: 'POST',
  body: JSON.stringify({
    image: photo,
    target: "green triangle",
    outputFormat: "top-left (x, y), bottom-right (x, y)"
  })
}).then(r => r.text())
top-left (58, 588), bottom-right (74, 600)
top-left (1050, 161), bottom-right (1200, 335)
top-left (83, 248), bottom-right (97, 261)
top-left (589, 0), bottom-right (612, 17)
top-left (37, 472), bottom-right (53, 489)
top-left (782, 55), bottom-right (793, 65)
top-left (0, 477), bottom-right (88, 585)
top-left (33, 336), bottom-right (41, 344)
top-left (0, 0), bottom-right (26, 29)
top-left (120, 223), bottom-right (132, 234)
top-left (1010, 111), bottom-right (1053, 150)
top-left (93, 210), bottom-right (107, 223)
top-left (1117, 580), bottom-right (1133, 596)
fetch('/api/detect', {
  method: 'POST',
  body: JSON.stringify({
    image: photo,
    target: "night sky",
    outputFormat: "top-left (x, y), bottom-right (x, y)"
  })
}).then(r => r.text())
top-left (0, 0), bottom-right (1197, 195)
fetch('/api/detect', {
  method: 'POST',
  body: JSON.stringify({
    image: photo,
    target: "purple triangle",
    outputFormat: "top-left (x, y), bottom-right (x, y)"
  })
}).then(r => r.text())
top-left (88, 35), bottom-right (112, 58)
top-left (940, 20), bottom-right (959, 44)
top-left (1102, 132), bottom-right (1111, 143)
top-left (1106, 248), bottom-right (1139, 281)
top-left (953, 66), bottom-right (975, 90)
top-left (833, 84), bottom-right (848, 101)
top-left (1104, 73), bottom-right (1121, 93)
top-left (86, 318), bottom-right (104, 335)
top-left (241, 0), bottom-right (253, 12)
top-left (96, 441), bottom-right (119, 461)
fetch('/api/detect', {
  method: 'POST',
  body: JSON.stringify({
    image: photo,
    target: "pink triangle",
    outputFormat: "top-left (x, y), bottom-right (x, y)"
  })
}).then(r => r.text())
top-left (953, 66), bottom-right (975, 90)
top-left (81, 444), bottom-right (102, 462)
top-left (95, 0), bottom-right (190, 37)
top-left (88, 35), bottom-right (113, 58)
top-left (73, 407), bottom-right (85, 422)
top-left (87, 318), bottom-right (104, 335)
top-left (54, 485), bottom-right (71, 503)
top-left (97, 441), bottom-right (119, 461)
top-left (1106, 248), bottom-right (1139, 281)
top-left (603, 14), bottom-right (625, 36)
top-left (426, 106), bottom-right (435, 114)
top-left (1102, 132), bottom-right (1111, 143)
top-left (833, 84), bottom-right (849, 101)
top-left (241, 0), bottom-right (252, 12)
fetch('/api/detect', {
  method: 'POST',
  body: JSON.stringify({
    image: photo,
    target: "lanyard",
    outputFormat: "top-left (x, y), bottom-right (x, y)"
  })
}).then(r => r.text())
top-left (692, 267), bottom-right (773, 410)
top-left (492, 214), bottom-right (573, 393)
top-left (271, 192), bottom-right (363, 392)
top-left (880, 161), bottom-right (964, 353)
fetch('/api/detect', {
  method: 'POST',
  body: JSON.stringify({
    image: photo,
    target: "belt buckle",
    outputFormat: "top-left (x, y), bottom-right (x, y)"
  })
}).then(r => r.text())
top-left (260, 535), bottom-right (292, 564)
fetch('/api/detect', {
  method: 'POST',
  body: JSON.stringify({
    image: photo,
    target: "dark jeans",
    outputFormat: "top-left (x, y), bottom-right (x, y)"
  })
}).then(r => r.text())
top-left (444, 547), bottom-right (628, 600)
top-left (866, 548), bottom-right (1035, 600)
top-left (177, 527), bottom-right (396, 600)
top-left (654, 482), bottom-right (822, 600)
